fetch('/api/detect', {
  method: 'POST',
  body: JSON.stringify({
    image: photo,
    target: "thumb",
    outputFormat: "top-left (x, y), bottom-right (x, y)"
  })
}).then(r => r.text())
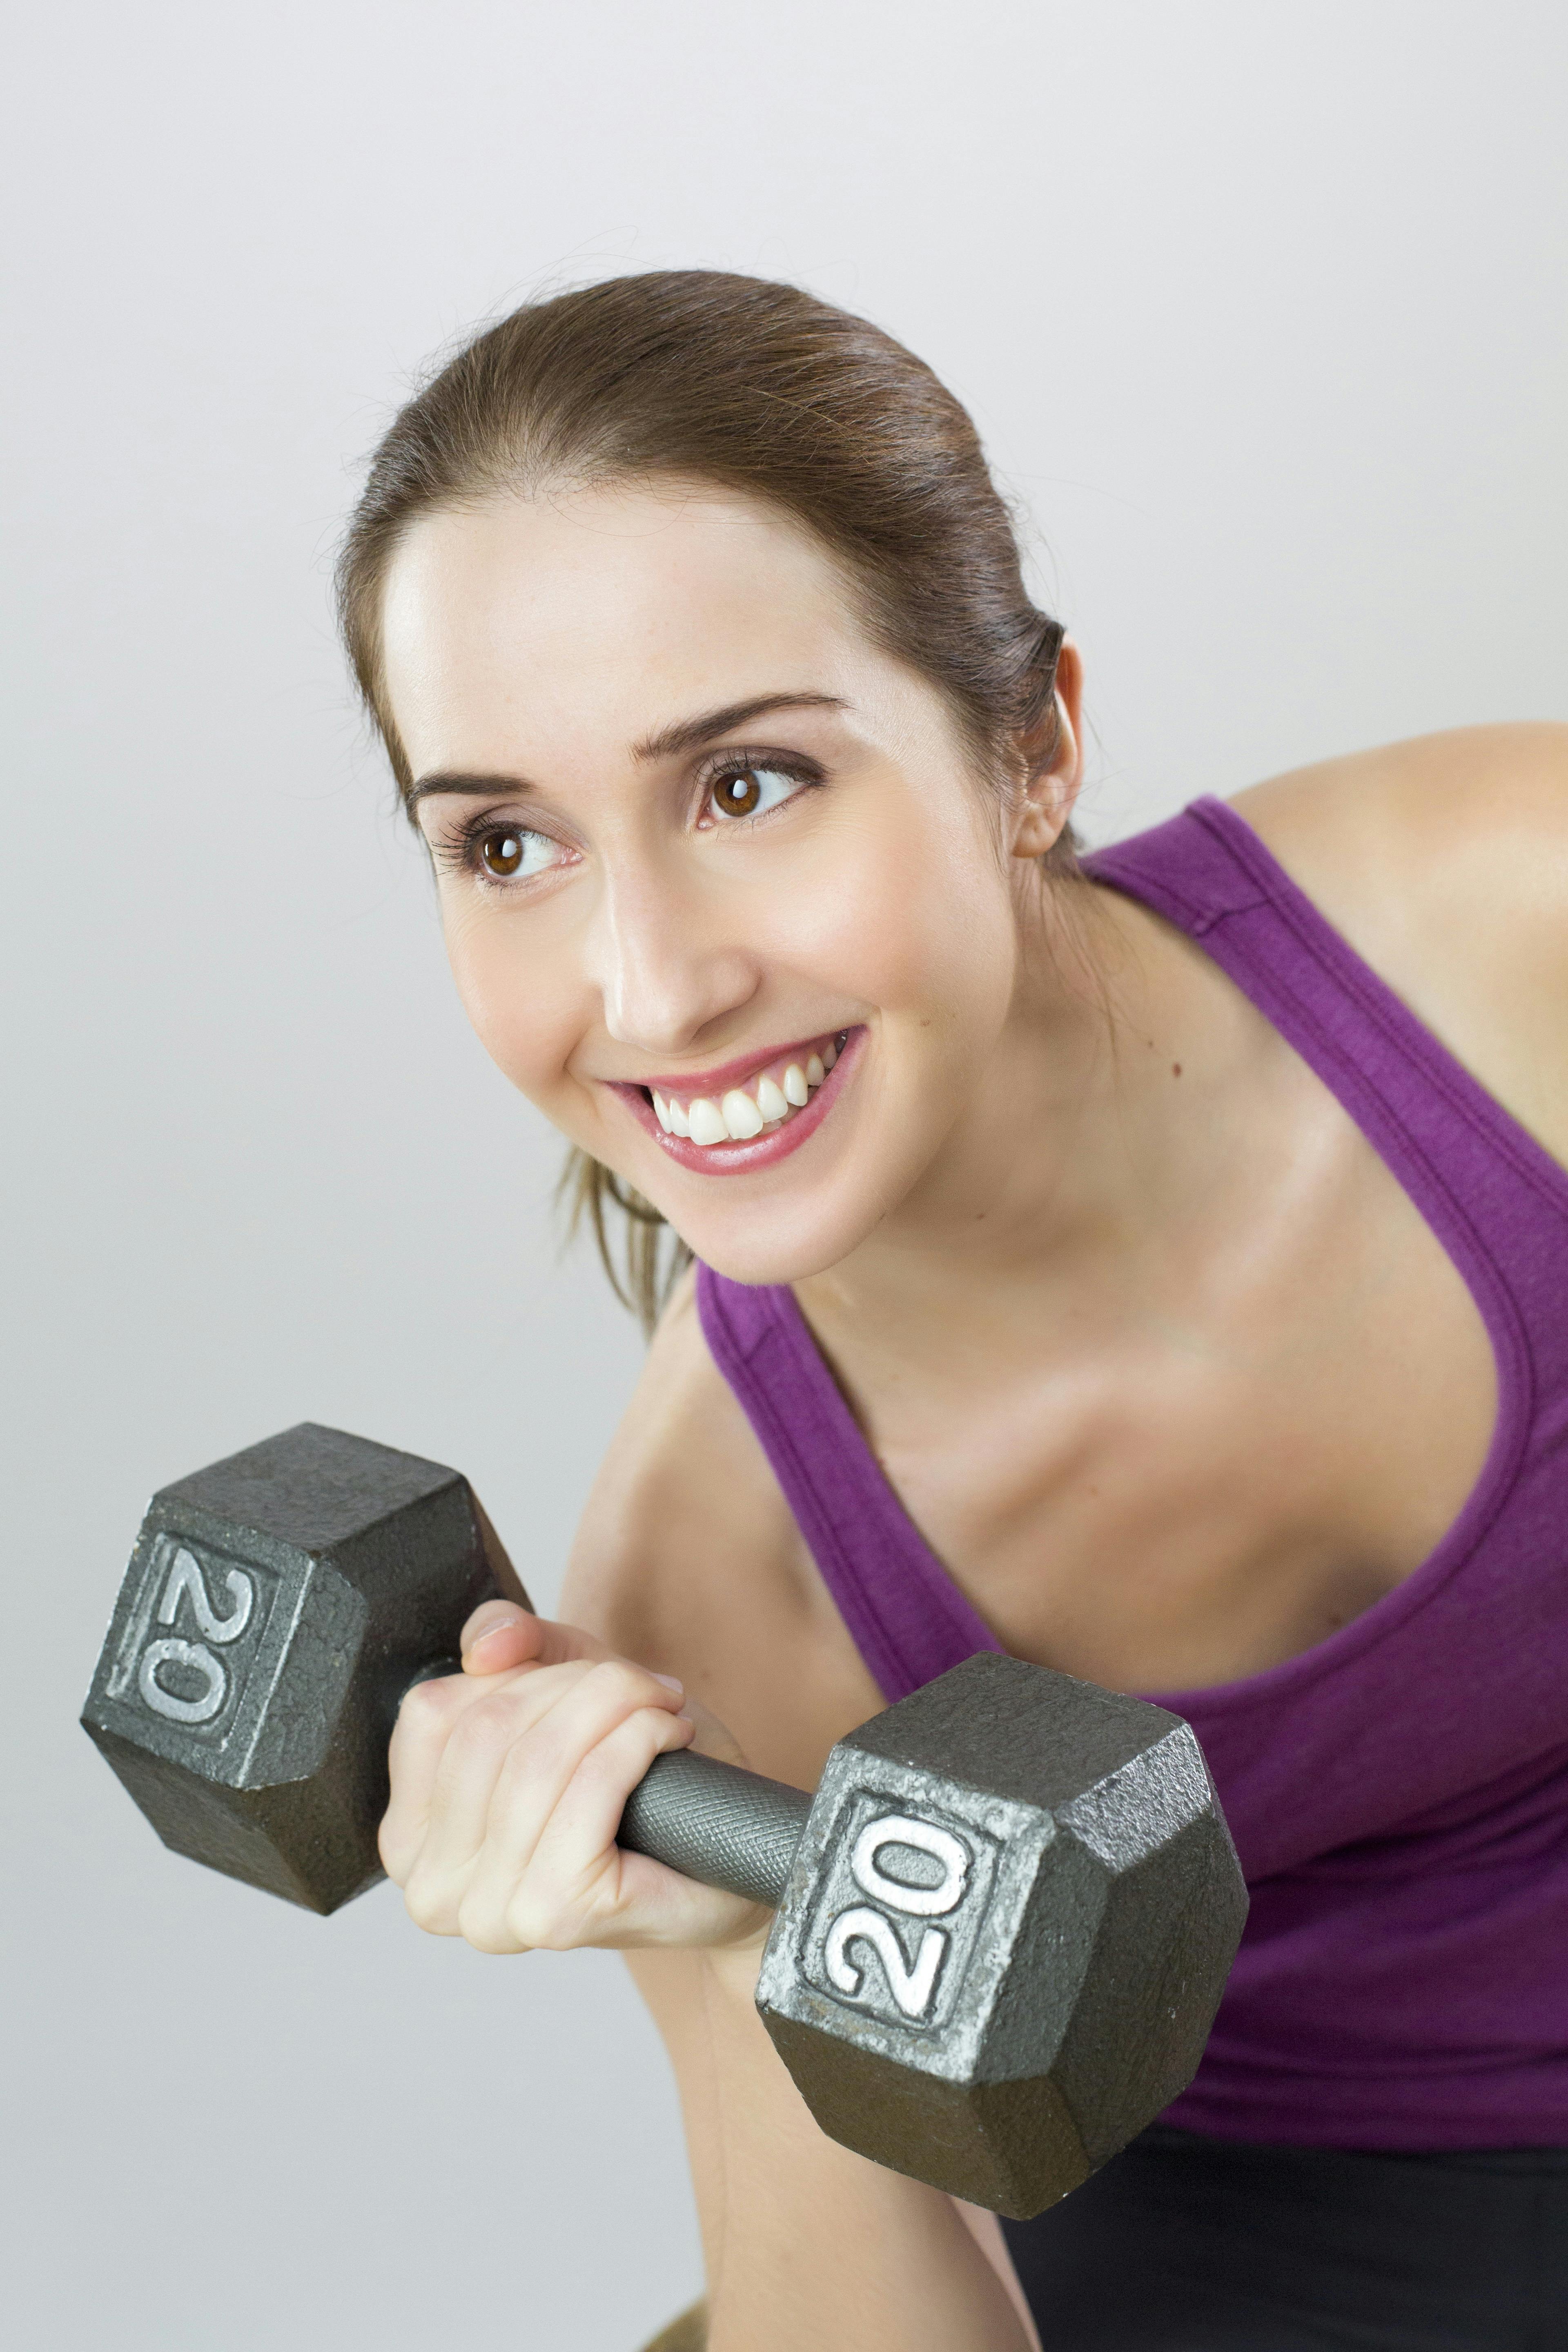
top-left (680, 1693), bottom-right (753, 1774)
top-left (459, 1600), bottom-right (616, 1678)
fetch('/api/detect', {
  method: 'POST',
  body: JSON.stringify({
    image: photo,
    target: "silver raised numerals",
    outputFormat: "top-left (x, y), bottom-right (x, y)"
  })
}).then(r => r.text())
top-left (136, 1546), bottom-right (255, 1725)
top-left (824, 1814), bottom-right (971, 2021)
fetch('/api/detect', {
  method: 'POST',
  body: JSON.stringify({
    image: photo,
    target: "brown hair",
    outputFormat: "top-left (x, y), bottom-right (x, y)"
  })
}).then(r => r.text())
top-left (336, 270), bottom-right (1069, 1329)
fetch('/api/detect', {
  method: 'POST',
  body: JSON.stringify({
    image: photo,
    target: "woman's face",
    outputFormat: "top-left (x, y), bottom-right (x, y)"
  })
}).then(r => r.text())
top-left (380, 480), bottom-right (1076, 1285)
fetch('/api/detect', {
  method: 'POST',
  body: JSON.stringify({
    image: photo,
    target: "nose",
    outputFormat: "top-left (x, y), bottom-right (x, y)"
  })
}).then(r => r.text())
top-left (590, 859), bottom-right (760, 1058)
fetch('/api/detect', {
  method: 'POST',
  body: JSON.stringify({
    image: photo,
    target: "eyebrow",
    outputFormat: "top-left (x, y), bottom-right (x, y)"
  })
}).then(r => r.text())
top-left (406, 691), bottom-right (848, 806)
top-left (632, 690), bottom-right (847, 761)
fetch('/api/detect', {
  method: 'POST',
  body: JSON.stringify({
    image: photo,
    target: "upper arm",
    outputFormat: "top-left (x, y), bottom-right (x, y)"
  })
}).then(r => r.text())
top-left (558, 1269), bottom-right (883, 1790)
top-left (1234, 722), bottom-right (1568, 1166)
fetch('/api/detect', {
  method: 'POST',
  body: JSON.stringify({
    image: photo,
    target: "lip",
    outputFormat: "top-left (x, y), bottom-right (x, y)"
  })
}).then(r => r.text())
top-left (629, 1031), bottom-right (846, 1102)
top-left (608, 1025), bottom-right (864, 1178)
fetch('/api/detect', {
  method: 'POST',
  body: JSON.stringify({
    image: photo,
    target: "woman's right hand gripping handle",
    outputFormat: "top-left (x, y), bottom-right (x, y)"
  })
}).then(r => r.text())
top-left (381, 1600), bottom-right (1038, 2351)
top-left (378, 1599), bottom-right (769, 1958)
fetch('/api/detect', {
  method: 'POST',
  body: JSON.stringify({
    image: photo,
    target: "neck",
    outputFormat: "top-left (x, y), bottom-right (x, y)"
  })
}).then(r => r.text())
top-left (795, 880), bottom-right (1276, 1356)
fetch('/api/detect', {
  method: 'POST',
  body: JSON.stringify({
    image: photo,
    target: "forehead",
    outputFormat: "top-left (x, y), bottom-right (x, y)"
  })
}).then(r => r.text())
top-left (379, 480), bottom-right (873, 773)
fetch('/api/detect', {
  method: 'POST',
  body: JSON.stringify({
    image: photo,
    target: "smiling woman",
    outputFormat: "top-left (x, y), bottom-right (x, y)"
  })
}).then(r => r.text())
top-left (341, 272), bottom-right (1568, 2352)
top-left (336, 272), bottom-right (1071, 1324)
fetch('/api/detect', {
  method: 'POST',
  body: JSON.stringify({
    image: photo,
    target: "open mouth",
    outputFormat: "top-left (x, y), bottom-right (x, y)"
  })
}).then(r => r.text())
top-left (651, 1030), bottom-right (847, 1143)
top-left (613, 1027), bottom-right (861, 1174)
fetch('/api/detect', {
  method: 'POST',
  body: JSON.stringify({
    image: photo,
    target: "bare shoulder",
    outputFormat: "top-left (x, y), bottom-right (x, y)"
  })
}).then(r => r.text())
top-left (1232, 723), bottom-right (1568, 1163)
top-left (558, 1267), bottom-right (882, 1787)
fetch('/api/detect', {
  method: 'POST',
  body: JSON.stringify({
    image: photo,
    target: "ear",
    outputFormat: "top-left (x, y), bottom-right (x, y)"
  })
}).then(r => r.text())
top-left (1010, 641), bottom-right (1084, 859)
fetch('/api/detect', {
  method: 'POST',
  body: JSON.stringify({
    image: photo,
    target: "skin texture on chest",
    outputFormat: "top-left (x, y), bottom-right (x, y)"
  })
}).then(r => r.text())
top-left (801, 984), bottom-right (1499, 1697)
top-left (847, 1152), bottom-right (1496, 1694)
top-left (567, 1090), bottom-right (1500, 1796)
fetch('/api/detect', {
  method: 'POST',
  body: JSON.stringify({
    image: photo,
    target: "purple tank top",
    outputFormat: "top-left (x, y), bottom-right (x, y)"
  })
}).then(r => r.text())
top-left (696, 796), bottom-right (1568, 2152)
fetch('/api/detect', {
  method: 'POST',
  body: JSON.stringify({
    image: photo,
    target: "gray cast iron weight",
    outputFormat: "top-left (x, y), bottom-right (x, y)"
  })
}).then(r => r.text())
top-left (83, 1423), bottom-right (1248, 2218)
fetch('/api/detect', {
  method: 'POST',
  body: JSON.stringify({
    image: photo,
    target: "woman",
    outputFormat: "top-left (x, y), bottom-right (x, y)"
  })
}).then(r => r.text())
top-left (357, 273), bottom-right (1568, 2350)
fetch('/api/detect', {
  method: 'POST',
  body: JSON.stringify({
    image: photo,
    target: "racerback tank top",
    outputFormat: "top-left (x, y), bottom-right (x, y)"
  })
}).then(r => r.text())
top-left (695, 795), bottom-right (1568, 2150)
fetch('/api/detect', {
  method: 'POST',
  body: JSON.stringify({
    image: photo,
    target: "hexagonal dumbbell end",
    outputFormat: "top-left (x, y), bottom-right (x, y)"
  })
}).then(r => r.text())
top-left (81, 1423), bottom-right (510, 1913)
top-left (753, 1653), bottom-right (1246, 2218)
top-left (89, 1428), bottom-right (1243, 2216)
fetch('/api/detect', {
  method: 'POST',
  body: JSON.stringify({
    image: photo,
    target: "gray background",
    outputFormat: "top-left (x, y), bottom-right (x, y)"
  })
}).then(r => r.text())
top-left (3, 3), bottom-right (1565, 2346)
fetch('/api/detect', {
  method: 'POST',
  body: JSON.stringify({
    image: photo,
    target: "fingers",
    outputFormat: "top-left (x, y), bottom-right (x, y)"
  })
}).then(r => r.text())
top-left (381, 1610), bottom-right (762, 1960)
top-left (381, 1658), bottom-right (543, 1884)
top-left (388, 1656), bottom-right (691, 1947)
top-left (461, 1691), bottom-right (696, 1953)
top-left (429, 1659), bottom-right (675, 1906)
top-left (381, 1607), bottom-right (666, 1880)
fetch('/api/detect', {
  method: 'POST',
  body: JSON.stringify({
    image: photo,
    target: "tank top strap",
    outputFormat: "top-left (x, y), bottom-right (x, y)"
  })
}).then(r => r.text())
top-left (1087, 798), bottom-right (1568, 1367)
top-left (1080, 793), bottom-right (1278, 936)
top-left (694, 1265), bottom-right (1002, 1702)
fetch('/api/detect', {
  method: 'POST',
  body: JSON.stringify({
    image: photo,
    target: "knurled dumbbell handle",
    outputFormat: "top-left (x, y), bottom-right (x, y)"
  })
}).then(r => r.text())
top-left (617, 1748), bottom-right (813, 1911)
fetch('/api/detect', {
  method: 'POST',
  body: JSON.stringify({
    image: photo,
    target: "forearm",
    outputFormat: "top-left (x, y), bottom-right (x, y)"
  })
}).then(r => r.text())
top-left (630, 1946), bottom-right (1038, 2352)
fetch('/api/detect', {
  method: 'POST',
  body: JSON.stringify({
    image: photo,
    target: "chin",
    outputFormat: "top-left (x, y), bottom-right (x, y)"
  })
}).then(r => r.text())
top-left (680, 1203), bottom-right (877, 1289)
top-left (655, 1129), bottom-right (934, 1289)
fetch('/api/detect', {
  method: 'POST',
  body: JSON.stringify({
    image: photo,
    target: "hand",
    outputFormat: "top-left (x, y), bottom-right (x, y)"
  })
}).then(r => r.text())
top-left (379, 1601), bottom-right (770, 1956)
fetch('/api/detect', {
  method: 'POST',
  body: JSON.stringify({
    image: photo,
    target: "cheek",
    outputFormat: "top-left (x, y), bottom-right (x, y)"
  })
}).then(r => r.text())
top-left (808, 793), bottom-right (1017, 1028)
top-left (441, 909), bottom-right (582, 1109)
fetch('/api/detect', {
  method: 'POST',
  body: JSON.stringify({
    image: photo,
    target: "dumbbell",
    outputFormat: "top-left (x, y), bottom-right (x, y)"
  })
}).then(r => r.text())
top-left (82, 1421), bottom-right (1247, 2218)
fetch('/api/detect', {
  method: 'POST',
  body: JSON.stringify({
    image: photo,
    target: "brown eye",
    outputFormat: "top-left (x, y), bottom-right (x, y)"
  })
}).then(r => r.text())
top-left (713, 771), bottom-right (762, 818)
top-left (481, 830), bottom-right (524, 876)
top-left (707, 765), bottom-right (804, 822)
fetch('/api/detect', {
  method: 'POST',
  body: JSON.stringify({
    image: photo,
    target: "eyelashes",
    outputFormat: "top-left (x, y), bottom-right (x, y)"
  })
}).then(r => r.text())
top-left (428, 811), bottom-right (566, 886)
top-left (699, 750), bottom-right (824, 826)
top-left (427, 746), bottom-right (828, 893)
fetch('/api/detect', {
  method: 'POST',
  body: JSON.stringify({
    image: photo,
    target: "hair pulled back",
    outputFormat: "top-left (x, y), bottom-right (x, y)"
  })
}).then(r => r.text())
top-left (336, 270), bottom-right (1070, 1326)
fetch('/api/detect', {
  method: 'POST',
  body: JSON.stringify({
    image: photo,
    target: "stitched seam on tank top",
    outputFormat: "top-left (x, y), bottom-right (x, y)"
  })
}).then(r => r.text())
top-left (1101, 806), bottom-right (1548, 1713)
top-left (1142, 924), bottom-right (1539, 1711)
top-left (1194, 800), bottom-right (1568, 1224)
top-left (1084, 841), bottom-right (1272, 935)
top-left (696, 1270), bottom-right (971, 1698)
top-left (694, 1273), bottom-right (895, 1679)
top-left (696, 1270), bottom-right (992, 1693)
top-left (757, 1285), bottom-right (1001, 1689)
top-left (1214, 908), bottom-right (1535, 1290)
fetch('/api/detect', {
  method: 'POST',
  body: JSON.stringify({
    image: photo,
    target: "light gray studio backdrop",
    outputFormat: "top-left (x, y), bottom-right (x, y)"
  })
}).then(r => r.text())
top-left (3, 4), bottom-right (1565, 2346)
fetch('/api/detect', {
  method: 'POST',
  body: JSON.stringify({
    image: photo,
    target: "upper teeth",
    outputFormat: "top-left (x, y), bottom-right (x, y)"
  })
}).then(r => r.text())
top-left (653, 1036), bottom-right (840, 1147)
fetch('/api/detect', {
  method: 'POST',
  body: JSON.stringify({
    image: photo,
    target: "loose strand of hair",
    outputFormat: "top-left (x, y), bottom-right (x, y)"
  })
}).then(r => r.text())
top-left (555, 1147), bottom-right (692, 1337)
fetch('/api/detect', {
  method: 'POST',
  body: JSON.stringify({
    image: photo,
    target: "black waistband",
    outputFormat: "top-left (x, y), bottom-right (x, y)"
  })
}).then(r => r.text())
top-left (1140, 2119), bottom-right (1568, 2176)
top-left (1003, 2122), bottom-right (1568, 2351)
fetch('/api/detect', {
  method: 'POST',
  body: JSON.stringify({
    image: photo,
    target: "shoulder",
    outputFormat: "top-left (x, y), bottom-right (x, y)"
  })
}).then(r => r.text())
top-left (1230, 722), bottom-right (1568, 1163)
top-left (557, 1267), bottom-right (882, 1785)
top-left (1232, 720), bottom-right (1568, 869)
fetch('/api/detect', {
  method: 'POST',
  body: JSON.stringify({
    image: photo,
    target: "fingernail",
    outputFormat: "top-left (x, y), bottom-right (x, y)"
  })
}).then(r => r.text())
top-left (462, 1603), bottom-right (521, 1656)
top-left (653, 1673), bottom-right (684, 1697)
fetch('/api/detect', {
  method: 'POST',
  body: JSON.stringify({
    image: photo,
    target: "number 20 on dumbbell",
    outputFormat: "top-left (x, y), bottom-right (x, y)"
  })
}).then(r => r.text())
top-left (84, 1422), bottom-right (1247, 2218)
top-left (821, 1810), bottom-right (974, 2020)
top-left (110, 1540), bottom-right (261, 1728)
